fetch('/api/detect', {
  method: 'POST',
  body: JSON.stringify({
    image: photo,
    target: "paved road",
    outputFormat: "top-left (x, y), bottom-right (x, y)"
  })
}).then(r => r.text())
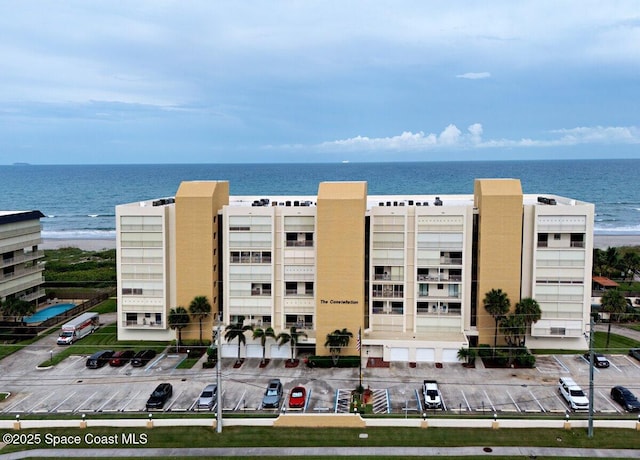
top-left (1, 446), bottom-right (640, 459)
top-left (595, 323), bottom-right (640, 343)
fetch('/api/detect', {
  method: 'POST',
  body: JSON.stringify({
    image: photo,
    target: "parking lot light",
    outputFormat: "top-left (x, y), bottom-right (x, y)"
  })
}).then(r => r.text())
top-left (422, 412), bottom-right (427, 420)
top-left (15, 414), bottom-right (19, 421)
top-left (493, 412), bottom-right (497, 421)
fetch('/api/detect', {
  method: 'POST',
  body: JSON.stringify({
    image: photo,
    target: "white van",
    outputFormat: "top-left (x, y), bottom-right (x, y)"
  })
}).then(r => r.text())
top-left (558, 377), bottom-right (589, 411)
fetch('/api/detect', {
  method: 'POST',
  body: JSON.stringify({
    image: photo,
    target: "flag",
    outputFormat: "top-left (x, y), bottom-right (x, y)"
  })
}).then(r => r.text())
top-left (356, 328), bottom-right (361, 352)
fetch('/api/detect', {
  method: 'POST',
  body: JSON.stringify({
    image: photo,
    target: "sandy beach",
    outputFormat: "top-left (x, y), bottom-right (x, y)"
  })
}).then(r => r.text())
top-left (40, 235), bottom-right (640, 252)
top-left (40, 239), bottom-right (117, 251)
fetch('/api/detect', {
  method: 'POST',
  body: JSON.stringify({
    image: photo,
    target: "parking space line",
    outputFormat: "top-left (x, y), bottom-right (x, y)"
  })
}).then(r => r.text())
top-left (120, 390), bottom-right (140, 412)
top-left (3, 394), bottom-right (31, 413)
top-left (529, 389), bottom-right (545, 412)
top-left (75, 391), bottom-right (99, 413)
top-left (459, 390), bottom-right (471, 411)
top-left (608, 361), bottom-right (623, 373)
top-left (580, 355), bottom-right (600, 373)
top-left (507, 391), bottom-right (521, 412)
top-left (599, 390), bottom-right (621, 413)
top-left (165, 389), bottom-right (183, 411)
top-left (553, 356), bottom-right (570, 373)
top-left (624, 355), bottom-right (640, 369)
top-left (414, 389), bottom-right (422, 412)
top-left (144, 354), bottom-right (165, 372)
top-left (482, 390), bottom-right (495, 413)
top-left (232, 389), bottom-right (246, 411)
top-left (60, 355), bottom-right (83, 372)
top-left (303, 389), bottom-right (312, 412)
top-left (52, 391), bottom-right (77, 412)
top-left (96, 391), bottom-right (119, 412)
top-left (27, 392), bottom-right (55, 413)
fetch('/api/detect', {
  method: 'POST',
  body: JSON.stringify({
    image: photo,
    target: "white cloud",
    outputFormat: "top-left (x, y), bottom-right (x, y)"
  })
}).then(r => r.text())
top-left (315, 124), bottom-right (640, 152)
top-left (456, 72), bottom-right (491, 79)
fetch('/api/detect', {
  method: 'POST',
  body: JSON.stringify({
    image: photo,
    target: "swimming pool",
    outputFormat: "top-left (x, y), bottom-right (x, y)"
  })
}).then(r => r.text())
top-left (24, 303), bottom-right (77, 324)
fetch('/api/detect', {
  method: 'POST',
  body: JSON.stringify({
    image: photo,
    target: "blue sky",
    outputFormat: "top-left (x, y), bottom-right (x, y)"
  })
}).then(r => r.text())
top-left (1, 1), bottom-right (639, 164)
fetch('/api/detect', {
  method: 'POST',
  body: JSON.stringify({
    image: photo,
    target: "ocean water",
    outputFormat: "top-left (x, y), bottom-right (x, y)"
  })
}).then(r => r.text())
top-left (0, 159), bottom-right (638, 239)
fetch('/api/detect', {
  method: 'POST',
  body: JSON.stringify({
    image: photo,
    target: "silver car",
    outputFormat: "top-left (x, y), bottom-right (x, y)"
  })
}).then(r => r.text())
top-left (262, 379), bottom-right (283, 409)
top-left (197, 384), bottom-right (218, 411)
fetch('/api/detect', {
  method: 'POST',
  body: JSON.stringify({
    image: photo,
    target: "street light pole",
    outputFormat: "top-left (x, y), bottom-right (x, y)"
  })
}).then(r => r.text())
top-left (216, 315), bottom-right (222, 433)
top-left (588, 316), bottom-right (595, 438)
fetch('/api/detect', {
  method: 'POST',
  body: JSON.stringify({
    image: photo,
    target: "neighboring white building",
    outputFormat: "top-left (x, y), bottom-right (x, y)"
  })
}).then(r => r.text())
top-left (0, 211), bottom-right (46, 313)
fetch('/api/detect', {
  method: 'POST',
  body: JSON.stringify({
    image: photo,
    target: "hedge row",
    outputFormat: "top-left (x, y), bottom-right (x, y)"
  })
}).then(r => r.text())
top-left (306, 355), bottom-right (360, 368)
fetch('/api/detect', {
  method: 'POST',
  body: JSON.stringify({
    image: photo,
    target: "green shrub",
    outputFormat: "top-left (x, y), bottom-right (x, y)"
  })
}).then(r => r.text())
top-left (516, 353), bottom-right (536, 368)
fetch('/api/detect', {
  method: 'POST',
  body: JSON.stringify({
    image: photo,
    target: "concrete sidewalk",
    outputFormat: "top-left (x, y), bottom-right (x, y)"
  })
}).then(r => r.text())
top-left (2, 446), bottom-right (640, 459)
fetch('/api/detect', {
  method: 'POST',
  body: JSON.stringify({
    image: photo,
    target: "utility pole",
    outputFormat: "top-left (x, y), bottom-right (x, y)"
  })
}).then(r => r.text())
top-left (588, 316), bottom-right (594, 438)
top-left (216, 315), bottom-right (222, 433)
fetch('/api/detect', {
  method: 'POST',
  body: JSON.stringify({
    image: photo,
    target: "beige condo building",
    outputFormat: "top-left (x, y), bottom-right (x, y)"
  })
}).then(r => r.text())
top-left (116, 178), bottom-right (594, 362)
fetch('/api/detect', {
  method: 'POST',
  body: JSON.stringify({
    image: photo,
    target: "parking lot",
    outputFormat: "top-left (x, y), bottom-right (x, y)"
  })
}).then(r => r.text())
top-left (3, 341), bottom-right (640, 418)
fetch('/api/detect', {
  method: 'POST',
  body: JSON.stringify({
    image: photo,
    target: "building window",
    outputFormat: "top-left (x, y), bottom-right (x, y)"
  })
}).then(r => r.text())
top-left (285, 314), bottom-right (312, 328)
top-left (417, 302), bottom-right (429, 315)
top-left (372, 301), bottom-right (384, 314)
top-left (538, 233), bottom-right (548, 248)
top-left (570, 233), bottom-right (584, 248)
top-left (155, 313), bottom-right (162, 325)
top-left (554, 233), bottom-right (561, 240)
top-left (285, 232), bottom-right (313, 247)
top-left (251, 283), bottom-right (271, 296)
top-left (550, 327), bottom-right (566, 336)
top-left (391, 302), bottom-right (403, 314)
top-left (125, 313), bottom-right (137, 326)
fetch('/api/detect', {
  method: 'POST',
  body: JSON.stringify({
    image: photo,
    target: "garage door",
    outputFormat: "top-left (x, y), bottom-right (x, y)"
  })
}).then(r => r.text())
top-left (442, 348), bottom-right (460, 363)
top-left (389, 347), bottom-right (409, 362)
top-left (416, 348), bottom-right (435, 362)
top-left (270, 344), bottom-right (290, 359)
top-left (245, 344), bottom-right (263, 358)
top-left (221, 343), bottom-right (240, 359)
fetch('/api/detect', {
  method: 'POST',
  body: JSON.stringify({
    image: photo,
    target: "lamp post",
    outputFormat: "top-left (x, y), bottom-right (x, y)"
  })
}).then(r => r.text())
top-left (588, 317), bottom-right (595, 438)
top-left (216, 316), bottom-right (222, 433)
top-left (49, 350), bottom-right (53, 366)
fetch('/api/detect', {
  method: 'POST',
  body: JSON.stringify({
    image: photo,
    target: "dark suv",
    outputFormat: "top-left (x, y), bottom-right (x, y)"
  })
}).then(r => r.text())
top-left (146, 383), bottom-right (173, 410)
top-left (86, 350), bottom-right (114, 369)
top-left (611, 386), bottom-right (640, 412)
top-left (131, 349), bottom-right (157, 367)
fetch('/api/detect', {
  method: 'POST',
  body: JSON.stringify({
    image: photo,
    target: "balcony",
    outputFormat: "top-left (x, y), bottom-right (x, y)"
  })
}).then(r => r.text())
top-left (285, 241), bottom-right (313, 247)
top-left (0, 250), bottom-right (44, 269)
top-left (123, 321), bottom-right (164, 329)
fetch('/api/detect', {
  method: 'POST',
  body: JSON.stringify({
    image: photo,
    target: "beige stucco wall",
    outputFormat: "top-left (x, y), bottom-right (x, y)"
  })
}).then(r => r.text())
top-left (315, 182), bottom-right (367, 356)
top-left (474, 179), bottom-right (523, 346)
top-left (175, 181), bottom-right (229, 341)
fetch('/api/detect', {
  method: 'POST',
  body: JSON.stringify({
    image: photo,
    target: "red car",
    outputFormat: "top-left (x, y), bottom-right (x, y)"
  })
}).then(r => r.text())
top-left (288, 386), bottom-right (306, 409)
top-left (109, 350), bottom-right (135, 367)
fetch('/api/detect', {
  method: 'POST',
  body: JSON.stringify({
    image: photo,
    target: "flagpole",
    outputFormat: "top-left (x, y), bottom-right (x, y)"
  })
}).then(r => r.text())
top-left (358, 327), bottom-right (362, 389)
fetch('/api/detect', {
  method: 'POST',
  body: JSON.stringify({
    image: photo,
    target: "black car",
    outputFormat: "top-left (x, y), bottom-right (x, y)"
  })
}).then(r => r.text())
top-left (146, 383), bottom-right (173, 410)
top-left (629, 348), bottom-right (640, 361)
top-left (131, 349), bottom-right (157, 367)
top-left (86, 350), bottom-right (114, 369)
top-left (611, 386), bottom-right (640, 412)
top-left (583, 352), bottom-right (609, 368)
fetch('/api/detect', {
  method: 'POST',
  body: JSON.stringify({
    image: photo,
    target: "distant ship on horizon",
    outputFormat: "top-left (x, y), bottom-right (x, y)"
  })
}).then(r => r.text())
top-left (12, 162), bottom-right (31, 166)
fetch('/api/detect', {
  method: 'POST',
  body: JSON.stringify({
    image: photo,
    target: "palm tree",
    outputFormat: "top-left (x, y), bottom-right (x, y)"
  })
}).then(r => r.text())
top-left (621, 252), bottom-right (640, 281)
top-left (1, 298), bottom-right (35, 322)
top-left (483, 288), bottom-right (511, 354)
top-left (188, 295), bottom-right (211, 345)
top-left (225, 318), bottom-right (252, 363)
top-left (252, 326), bottom-right (276, 364)
top-left (499, 314), bottom-right (525, 365)
top-left (515, 297), bottom-right (542, 347)
top-left (276, 326), bottom-right (309, 362)
top-left (456, 347), bottom-right (476, 366)
top-left (168, 306), bottom-right (190, 349)
top-left (324, 328), bottom-right (353, 365)
top-left (600, 289), bottom-right (628, 350)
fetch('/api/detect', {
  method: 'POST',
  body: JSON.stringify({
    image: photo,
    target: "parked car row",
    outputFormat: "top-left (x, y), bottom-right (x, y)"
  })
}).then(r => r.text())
top-left (85, 349), bottom-right (157, 369)
top-left (260, 379), bottom-right (308, 410)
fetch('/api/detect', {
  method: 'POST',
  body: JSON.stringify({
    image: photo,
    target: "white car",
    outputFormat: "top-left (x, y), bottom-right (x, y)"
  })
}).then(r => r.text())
top-left (197, 384), bottom-right (218, 411)
top-left (558, 377), bottom-right (589, 411)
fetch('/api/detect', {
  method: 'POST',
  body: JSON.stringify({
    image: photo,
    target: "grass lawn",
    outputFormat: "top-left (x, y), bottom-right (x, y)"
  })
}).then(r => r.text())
top-left (0, 426), bottom-right (639, 457)
top-left (41, 323), bottom-right (169, 367)
top-left (532, 331), bottom-right (640, 356)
